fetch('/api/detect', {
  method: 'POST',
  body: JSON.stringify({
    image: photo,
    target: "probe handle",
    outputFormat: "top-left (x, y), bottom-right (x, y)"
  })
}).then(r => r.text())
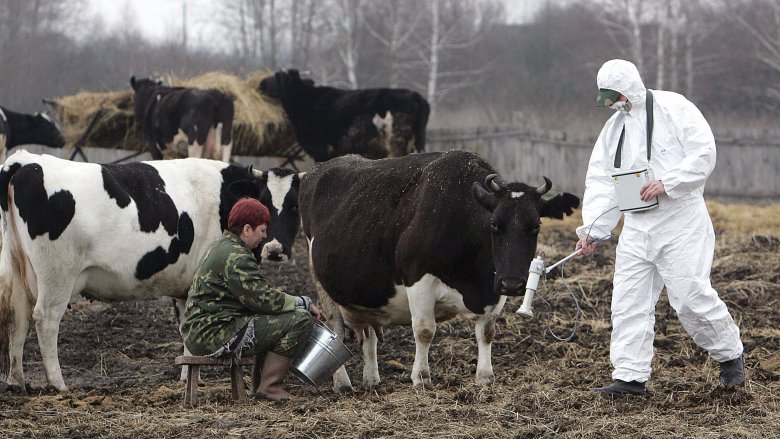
top-left (516, 256), bottom-right (545, 318)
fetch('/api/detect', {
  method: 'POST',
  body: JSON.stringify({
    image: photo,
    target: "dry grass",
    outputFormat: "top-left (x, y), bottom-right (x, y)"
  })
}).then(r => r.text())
top-left (0, 202), bottom-right (778, 438)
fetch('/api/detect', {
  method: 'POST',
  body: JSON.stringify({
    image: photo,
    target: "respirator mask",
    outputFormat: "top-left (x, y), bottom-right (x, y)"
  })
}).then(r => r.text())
top-left (609, 100), bottom-right (632, 113)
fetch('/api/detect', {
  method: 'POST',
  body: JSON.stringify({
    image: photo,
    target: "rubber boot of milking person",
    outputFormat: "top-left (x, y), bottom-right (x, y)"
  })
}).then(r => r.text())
top-left (575, 59), bottom-right (744, 397)
top-left (180, 197), bottom-right (325, 401)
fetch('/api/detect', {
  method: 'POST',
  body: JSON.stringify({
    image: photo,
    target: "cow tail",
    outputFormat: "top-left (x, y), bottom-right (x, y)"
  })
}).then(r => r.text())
top-left (416, 97), bottom-right (431, 152)
top-left (0, 162), bottom-right (22, 377)
top-left (0, 262), bottom-right (11, 379)
top-left (0, 161), bottom-right (21, 379)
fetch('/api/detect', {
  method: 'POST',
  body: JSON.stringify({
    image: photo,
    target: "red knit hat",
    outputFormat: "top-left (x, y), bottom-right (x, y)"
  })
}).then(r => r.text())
top-left (228, 198), bottom-right (270, 234)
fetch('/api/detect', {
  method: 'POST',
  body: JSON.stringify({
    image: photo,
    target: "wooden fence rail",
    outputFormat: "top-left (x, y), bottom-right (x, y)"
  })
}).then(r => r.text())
top-left (427, 125), bottom-right (780, 203)
top-left (13, 125), bottom-right (780, 203)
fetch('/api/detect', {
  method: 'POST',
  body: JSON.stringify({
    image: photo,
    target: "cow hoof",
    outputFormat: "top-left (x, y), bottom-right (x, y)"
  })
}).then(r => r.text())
top-left (412, 380), bottom-right (433, 389)
top-left (411, 376), bottom-right (433, 389)
top-left (50, 382), bottom-right (69, 393)
top-left (475, 373), bottom-right (494, 386)
top-left (5, 383), bottom-right (29, 395)
top-left (362, 377), bottom-right (380, 388)
top-left (333, 383), bottom-right (354, 394)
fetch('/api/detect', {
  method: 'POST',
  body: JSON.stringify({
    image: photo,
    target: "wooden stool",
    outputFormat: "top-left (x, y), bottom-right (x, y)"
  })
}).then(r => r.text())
top-left (175, 355), bottom-right (262, 405)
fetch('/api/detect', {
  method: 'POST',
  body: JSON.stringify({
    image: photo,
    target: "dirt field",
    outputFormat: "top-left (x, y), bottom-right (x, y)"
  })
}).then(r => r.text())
top-left (0, 203), bottom-right (779, 438)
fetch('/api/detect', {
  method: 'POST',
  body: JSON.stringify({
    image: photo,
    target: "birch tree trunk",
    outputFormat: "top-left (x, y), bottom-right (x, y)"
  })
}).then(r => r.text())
top-left (625, 0), bottom-right (644, 76)
top-left (330, 0), bottom-right (365, 89)
top-left (427, 0), bottom-right (441, 118)
top-left (656, 2), bottom-right (667, 90)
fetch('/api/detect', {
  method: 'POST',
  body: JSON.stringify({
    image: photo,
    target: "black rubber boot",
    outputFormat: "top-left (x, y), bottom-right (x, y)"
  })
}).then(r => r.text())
top-left (719, 355), bottom-right (745, 387)
top-left (592, 379), bottom-right (647, 396)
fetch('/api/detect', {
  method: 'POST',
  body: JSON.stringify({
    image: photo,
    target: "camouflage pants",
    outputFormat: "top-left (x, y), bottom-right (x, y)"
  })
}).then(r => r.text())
top-left (245, 308), bottom-right (314, 359)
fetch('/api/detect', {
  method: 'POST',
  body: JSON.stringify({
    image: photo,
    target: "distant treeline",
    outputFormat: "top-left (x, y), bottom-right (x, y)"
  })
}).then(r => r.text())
top-left (1, 0), bottom-right (778, 132)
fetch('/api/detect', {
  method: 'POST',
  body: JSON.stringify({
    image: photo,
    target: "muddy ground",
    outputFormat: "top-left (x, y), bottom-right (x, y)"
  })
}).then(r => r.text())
top-left (0, 206), bottom-right (779, 438)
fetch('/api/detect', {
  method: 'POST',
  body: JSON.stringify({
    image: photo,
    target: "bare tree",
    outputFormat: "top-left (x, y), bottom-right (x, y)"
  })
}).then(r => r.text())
top-left (737, 0), bottom-right (780, 100)
top-left (363, 0), bottom-right (423, 87)
top-left (323, 0), bottom-right (367, 89)
top-left (414, 0), bottom-right (502, 119)
top-left (589, 0), bottom-right (648, 76)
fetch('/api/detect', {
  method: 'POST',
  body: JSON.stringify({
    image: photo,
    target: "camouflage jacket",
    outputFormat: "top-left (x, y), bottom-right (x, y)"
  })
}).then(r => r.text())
top-left (181, 231), bottom-right (298, 354)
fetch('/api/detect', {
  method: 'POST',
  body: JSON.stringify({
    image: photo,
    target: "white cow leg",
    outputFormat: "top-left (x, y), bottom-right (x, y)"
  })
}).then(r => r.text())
top-left (221, 143), bottom-right (232, 163)
top-left (7, 282), bottom-right (31, 393)
top-left (408, 275), bottom-right (438, 388)
top-left (32, 298), bottom-right (69, 392)
top-left (474, 296), bottom-right (506, 385)
top-left (362, 327), bottom-right (380, 387)
top-left (187, 142), bottom-right (203, 159)
top-left (474, 316), bottom-right (497, 385)
top-left (328, 306), bottom-right (354, 393)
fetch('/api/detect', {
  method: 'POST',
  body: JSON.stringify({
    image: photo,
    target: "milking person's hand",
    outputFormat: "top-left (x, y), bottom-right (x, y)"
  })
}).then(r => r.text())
top-left (640, 179), bottom-right (665, 201)
top-left (576, 235), bottom-right (598, 256)
top-left (310, 304), bottom-right (325, 322)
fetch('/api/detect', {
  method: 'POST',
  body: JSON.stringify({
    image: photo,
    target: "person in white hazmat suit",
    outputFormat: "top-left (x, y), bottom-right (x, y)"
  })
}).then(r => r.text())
top-left (575, 59), bottom-right (744, 396)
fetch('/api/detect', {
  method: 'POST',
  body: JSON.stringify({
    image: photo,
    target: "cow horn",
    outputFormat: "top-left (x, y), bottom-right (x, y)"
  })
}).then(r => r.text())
top-left (536, 176), bottom-right (552, 195)
top-left (250, 166), bottom-right (264, 179)
top-left (297, 172), bottom-right (306, 180)
top-left (485, 174), bottom-right (503, 192)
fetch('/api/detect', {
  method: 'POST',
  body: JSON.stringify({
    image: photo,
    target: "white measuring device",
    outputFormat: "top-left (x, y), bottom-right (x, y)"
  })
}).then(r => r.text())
top-left (515, 249), bottom-right (582, 318)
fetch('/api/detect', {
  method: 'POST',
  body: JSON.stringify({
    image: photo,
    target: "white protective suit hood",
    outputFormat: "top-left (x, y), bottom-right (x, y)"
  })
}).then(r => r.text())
top-left (597, 59), bottom-right (646, 108)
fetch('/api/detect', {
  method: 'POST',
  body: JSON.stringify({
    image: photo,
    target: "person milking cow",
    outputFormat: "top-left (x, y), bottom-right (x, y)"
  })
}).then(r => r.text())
top-left (575, 59), bottom-right (744, 396)
top-left (181, 198), bottom-right (324, 401)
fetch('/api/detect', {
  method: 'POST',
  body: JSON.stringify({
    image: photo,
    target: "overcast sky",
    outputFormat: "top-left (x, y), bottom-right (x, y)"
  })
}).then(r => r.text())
top-left (85, 0), bottom-right (547, 46)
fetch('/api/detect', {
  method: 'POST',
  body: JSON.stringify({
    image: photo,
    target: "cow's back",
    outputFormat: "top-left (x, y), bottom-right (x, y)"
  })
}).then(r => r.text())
top-left (300, 151), bottom-right (494, 309)
top-left (0, 151), bottom-right (230, 301)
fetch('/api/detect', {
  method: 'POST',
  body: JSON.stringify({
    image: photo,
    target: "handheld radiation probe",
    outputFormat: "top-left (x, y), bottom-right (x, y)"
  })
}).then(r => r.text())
top-left (515, 248), bottom-right (582, 318)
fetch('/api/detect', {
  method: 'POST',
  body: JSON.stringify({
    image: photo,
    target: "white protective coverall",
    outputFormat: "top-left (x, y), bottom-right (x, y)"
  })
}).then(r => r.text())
top-left (577, 59), bottom-right (743, 383)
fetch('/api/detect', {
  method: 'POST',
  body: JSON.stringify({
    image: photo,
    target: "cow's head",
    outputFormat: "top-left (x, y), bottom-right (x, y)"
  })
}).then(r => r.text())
top-left (28, 112), bottom-right (65, 148)
top-left (130, 76), bottom-right (164, 92)
top-left (230, 167), bottom-right (304, 262)
top-left (259, 69), bottom-right (315, 101)
top-left (472, 175), bottom-right (579, 296)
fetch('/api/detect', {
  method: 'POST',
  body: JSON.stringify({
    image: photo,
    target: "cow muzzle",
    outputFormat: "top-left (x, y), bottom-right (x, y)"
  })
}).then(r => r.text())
top-left (260, 239), bottom-right (289, 262)
top-left (497, 276), bottom-right (527, 296)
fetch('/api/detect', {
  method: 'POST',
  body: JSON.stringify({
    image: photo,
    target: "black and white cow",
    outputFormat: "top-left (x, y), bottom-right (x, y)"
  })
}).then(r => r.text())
top-left (299, 151), bottom-right (579, 391)
top-left (259, 69), bottom-right (430, 162)
top-left (0, 150), bottom-right (303, 392)
top-left (130, 76), bottom-right (235, 162)
top-left (0, 106), bottom-right (65, 163)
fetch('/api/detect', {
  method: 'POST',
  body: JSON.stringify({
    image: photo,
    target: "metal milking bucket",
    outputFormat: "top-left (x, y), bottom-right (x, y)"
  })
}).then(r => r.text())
top-left (291, 321), bottom-right (352, 387)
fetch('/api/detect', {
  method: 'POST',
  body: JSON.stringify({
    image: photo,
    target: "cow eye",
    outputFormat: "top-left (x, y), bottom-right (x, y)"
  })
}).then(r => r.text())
top-left (490, 221), bottom-right (500, 233)
top-left (532, 225), bottom-right (541, 234)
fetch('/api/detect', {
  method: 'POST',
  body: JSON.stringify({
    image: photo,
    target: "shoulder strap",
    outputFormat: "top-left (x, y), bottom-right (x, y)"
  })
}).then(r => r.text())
top-left (645, 89), bottom-right (654, 161)
top-left (613, 89), bottom-right (654, 168)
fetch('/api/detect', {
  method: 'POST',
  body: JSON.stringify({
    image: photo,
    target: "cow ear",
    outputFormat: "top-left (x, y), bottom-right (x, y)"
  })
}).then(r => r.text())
top-left (229, 181), bottom-right (259, 198)
top-left (540, 192), bottom-right (580, 219)
top-left (472, 182), bottom-right (498, 211)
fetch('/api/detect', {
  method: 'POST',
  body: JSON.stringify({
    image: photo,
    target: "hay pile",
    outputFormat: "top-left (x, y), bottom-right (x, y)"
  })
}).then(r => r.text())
top-left (49, 72), bottom-right (298, 159)
top-left (51, 90), bottom-right (144, 152)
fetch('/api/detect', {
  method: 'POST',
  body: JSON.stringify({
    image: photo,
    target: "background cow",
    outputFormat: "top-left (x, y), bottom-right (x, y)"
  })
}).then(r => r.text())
top-left (260, 69), bottom-right (430, 162)
top-left (130, 76), bottom-right (235, 162)
top-left (0, 106), bottom-right (64, 163)
top-left (299, 151), bottom-right (579, 392)
top-left (0, 150), bottom-right (303, 392)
